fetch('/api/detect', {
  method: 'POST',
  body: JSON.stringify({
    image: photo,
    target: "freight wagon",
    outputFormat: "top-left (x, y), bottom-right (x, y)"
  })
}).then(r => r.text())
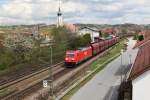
top-left (65, 37), bottom-right (119, 66)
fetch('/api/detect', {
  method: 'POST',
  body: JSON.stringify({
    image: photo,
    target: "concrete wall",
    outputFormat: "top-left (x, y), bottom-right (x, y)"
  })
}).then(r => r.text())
top-left (132, 70), bottom-right (150, 100)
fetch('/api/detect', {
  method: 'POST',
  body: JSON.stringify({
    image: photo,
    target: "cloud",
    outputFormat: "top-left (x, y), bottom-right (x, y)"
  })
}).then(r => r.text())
top-left (0, 0), bottom-right (88, 25)
top-left (0, 0), bottom-right (150, 25)
top-left (63, 1), bottom-right (87, 13)
top-left (0, 0), bottom-right (33, 25)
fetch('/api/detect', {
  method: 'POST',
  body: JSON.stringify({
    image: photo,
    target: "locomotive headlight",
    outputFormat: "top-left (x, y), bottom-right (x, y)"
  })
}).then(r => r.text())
top-left (71, 58), bottom-right (75, 60)
top-left (65, 58), bottom-right (68, 60)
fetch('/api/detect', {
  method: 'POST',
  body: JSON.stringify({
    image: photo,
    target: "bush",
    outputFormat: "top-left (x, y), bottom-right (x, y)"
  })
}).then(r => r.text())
top-left (69, 34), bottom-right (91, 49)
top-left (82, 34), bottom-right (91, 45)
top-left (102, 32), bottom-right (109, 38)
top-left (138, 35), bottom-right (144, 41)
top-left (51, 26), bottom-right (77, 52)
top-left (0, 49), bottom-right (15, 70)
top-left (133, 35), bottom-right (137, 40)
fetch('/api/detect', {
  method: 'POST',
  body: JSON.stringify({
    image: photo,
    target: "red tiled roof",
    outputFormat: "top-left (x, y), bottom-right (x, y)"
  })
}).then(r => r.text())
top-left (129, 40), bottom-right (150, 80)
top-left (21, 32), bottom-right (33, 36)
top-left (101, 28), bottom-right (116, 34)
top-left (138, 30), bottom-right (150, 38)
top-left (134, 36), bottom-right (150, 48)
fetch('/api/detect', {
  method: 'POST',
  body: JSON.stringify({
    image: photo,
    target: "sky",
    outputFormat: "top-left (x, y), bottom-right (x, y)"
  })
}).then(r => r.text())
top-left (0, 0), bottom-right (150, 25)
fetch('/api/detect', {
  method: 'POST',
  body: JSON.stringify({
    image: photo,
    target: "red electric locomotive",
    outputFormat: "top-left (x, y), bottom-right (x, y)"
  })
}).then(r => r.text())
top-left (65, 47), bottom-right (92, 66)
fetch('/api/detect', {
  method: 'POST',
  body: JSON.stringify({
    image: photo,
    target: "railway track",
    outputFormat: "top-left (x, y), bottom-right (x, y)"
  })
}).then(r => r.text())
top-left (1, 45), bottom-right (116, 100)
top-left (0, 62), bottom-right (65, 100)
top-left (0, 58), bottom-right (64, 86)
top-left (0, 64), bottom-right (50, 86)
top-left (10, 47), bottom-right (112, 100)
top-left (4, 68), bottom-right (74, 100)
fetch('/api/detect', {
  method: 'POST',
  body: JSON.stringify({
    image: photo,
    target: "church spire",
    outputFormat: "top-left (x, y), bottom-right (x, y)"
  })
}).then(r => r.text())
top-left (57, 0), bottom-right (63, 27)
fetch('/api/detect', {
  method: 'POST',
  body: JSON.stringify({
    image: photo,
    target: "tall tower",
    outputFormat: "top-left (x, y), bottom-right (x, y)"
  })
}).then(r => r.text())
top-left (57, 0), bottom-right (63, 27)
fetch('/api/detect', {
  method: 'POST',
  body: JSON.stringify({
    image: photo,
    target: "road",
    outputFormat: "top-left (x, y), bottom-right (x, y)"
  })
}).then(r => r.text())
top-left (70, 37), bottom-right (138, 100)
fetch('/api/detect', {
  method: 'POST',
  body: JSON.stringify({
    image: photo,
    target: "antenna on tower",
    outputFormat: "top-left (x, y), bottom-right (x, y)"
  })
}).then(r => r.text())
top-left (59, 0), bottom-right (61, 10)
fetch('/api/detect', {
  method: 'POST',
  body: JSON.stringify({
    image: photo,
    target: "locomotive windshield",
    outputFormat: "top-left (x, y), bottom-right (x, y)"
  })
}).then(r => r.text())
top-left (66, 54), bottom-right (74, 57)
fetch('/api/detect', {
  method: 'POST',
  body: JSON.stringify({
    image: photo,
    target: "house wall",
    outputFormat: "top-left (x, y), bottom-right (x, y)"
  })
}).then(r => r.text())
top-left (132, 70), bottom-right (150, 100)
top-left (78, 28), bottom-right (99, 42)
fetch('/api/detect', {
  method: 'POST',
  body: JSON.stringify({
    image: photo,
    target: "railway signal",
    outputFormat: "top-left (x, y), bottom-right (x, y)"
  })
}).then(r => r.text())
top-left (43, 80), bottom-right (48, 88)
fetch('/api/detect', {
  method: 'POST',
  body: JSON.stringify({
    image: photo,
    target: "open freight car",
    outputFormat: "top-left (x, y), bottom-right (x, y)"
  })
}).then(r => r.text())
top-left (65, 37), bottom-right (118, 66)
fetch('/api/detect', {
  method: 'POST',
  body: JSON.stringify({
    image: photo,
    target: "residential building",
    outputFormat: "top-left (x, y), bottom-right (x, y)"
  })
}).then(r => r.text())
top-left (78, 27), bottom-right (100, 42)
top-left (101, 27), bottom-right (116, 35)
top-left (64, 23), bottom-right (78, 33)
top-left (129, 38), bottom-right (150, 100)
top-left (121, 32), bottom-right (150, 100)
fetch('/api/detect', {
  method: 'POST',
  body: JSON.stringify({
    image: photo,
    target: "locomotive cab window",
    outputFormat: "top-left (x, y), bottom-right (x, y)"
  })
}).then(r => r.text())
top-left (66, 54), bottom-right (75, 57)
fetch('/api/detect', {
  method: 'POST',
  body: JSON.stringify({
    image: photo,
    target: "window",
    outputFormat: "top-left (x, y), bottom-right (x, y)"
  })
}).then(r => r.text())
top-left (67, 54), bottom-right (74, 57)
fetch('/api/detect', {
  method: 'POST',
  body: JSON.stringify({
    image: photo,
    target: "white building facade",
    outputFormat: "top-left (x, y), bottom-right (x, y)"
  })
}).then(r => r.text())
top-left (128, 38), bottom-right (150, 100)
top-left (132, 70), bottom-right (150, 100)
top-left (78, 27), bottom-right (99, 42)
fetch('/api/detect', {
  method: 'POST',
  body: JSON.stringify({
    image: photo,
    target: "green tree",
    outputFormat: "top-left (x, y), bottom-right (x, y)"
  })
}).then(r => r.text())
top-left (102, 32), bottom-right (109, 38)
top-left (0, 48), bottom-right (15, 70)
top-left (82, 34), bottom-right (91, 45)
top-left (138, 35), bottom-right (144, 41)
top-left (51, 26), bottom-right (76, 43)
top-left (28, 37), bottom-right (49, 63)
top-left (133, 34), bottom-right (138, 40)
top-left (99, 31), bottom-right (102, 37)
top-left (51, 26), bottom-right (77, 53)
top-left (69, 34), bottom-right (91, 49)
top-left (69, 36), bottom-right (81, 49)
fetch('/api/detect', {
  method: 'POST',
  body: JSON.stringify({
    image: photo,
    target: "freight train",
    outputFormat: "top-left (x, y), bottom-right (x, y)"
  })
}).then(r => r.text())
top-left (65, 37), bottom-right (119, 66)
